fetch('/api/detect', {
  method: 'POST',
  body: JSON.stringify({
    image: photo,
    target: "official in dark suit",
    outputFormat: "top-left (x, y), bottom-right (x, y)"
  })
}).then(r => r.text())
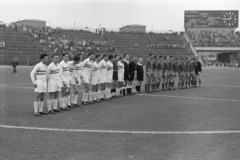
top-left (135, 58), bottom-right (144, 93)
top-left (129, 57), bottom-right (137, 94)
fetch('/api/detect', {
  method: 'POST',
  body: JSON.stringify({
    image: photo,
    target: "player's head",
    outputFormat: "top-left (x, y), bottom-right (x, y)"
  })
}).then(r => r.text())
top-left (138, 57), bottom-right (143, 64)
top-left (73, 55), bottom-right (80, 64)
top-left (114, 55), bottom-right (120, 61)
top-left (102, 54), bottom-right (108, 61)
top-left (62, 53), bottom-right (69, 61)
top-left (133, 57), bottom-right (137, 62)
top-left (108, 55), bottom-right (114, 62)
top-left (40, 54), bottom-right (48, 64)
top-left (88, 52), bottom-right (95, 60)
top-left (124, 54), bottom-right (129, 61)
top-left (51, 53), bottom-right (59, 63)
top-left (95, 55), bottom-right (101, 62)
top-left (149, 53), bottom-right (153, 58)
top-left (77, 53), bottom-right (83, 61)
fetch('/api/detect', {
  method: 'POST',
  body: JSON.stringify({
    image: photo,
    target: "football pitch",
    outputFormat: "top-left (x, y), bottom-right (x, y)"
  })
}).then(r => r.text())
top-left (1, 66), bottom-right (240, 160)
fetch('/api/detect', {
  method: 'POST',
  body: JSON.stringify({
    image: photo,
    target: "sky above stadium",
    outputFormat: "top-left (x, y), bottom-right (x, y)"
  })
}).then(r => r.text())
top-left (1, 0), bottom-right (240, 31)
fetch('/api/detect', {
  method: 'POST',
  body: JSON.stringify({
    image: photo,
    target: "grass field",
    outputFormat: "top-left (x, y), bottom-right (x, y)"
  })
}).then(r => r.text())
top-left (1, 66), bottom-right (240, 160)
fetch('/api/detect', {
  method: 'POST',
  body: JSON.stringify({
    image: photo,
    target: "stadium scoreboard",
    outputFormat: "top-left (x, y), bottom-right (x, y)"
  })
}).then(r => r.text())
top-left (184, 10), bottom-right (238, 28)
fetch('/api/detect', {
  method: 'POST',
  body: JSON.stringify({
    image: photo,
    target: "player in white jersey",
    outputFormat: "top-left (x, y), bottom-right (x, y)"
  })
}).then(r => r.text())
top-left (71, 54), bottom-right (83, 107)
top-left (46, 54), bottom-right (61, 114)
top-left (99, 54), bottom-right (108, 100)
top-left (30, 54), bottom-right (48, 116)
top-left (105, 55), bottom-right (114, 100)
top-left (81, 52), bottom-right (95, 105)
top-left (89, 55), bottom-right (101, 103)
top-left (117, 56), bottom-right (125, 96)
top-left (58, 53), bottom-right (70, 111)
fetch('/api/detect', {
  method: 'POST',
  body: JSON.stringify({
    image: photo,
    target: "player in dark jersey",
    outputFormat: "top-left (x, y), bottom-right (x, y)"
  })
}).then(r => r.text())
top-left (195, 57), bottom-right (202, 87)
top-left (123, 54), bottom-right (130, 95)
top-left (162, 56), bottom-right (168, 91)
top-left (145, 53), bottom-right (154, 93)
top-left (156, 56), bottom-right (163, 91)
top-left (190, 57), bottom-right (197, 88)
top-left (152, 56), bottom-right (158, 92)
top-left (184, 57), bottom-right (191, 89)
top-left (171, 57), bottom-right (177, 90)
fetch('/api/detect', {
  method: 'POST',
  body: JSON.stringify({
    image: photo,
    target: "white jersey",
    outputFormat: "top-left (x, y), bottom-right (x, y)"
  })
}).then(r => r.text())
top-left (68, 61), bottom-right (74, 77)
top-left (30, 62), bottom-right (47, 83)
top-left (46, 62), bottom-right (60, 80)
top-left (106, 61), bottom-right (113, 76)
top-left (118, 61), bottom-right (124, 74)
top-left (74, 61), bottom-right (82, 76)
top-left (92, 61), bottom-right (100, 77)
top-left (59, 60), bottom-right (70, 82)
top-left (82, 58), bottom-right (93, 74)
top-left (99, 59), bottom-right (107, 76)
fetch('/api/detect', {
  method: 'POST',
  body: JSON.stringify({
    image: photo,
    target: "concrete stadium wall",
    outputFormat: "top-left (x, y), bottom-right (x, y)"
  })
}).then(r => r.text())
top-left (119, 26), bottom-right (146, 33)
top-left (12, 21), bottom-right (46, 27)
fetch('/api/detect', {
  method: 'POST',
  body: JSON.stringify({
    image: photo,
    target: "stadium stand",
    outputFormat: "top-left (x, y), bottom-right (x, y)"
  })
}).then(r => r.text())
top-left (104, 32), bottom-right (192, 61)
top-left (0, 27), bottom-right (48, 65)
top-left (187, 30), bottom-right (240, 47)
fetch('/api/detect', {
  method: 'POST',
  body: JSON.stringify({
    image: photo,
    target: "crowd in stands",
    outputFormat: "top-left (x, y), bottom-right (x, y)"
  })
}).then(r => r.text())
top-left (146, 43), bottom-right (185, 49)
top-left (21, 26), bottom-right (115, 55)
top-left (208, 61), bottom-right (239, 67)
top-left (0, 41), bottom-right (5, 49)
top-left (188, 30), bottom-right (240, 47)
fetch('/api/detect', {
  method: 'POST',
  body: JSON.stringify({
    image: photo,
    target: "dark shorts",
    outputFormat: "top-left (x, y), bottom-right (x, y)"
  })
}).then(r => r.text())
top-left (113, 71), bottom-right (118, 81)
top-left (129, 72), bottom-right (135, 81)
top-left (137, 72), bottom-right (143, 81)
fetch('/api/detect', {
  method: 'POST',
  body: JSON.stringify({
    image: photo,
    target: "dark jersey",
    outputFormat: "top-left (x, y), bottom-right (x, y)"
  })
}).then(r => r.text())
top-left (146, 60), bottom-right (153, 72)
top-left (172, 62), bottom-right (177, 72)
top-left (113, 61), bottom-right (118, 71)
top-left (153, 61), bottom-right (157, 71)
top-left (190, 62), bottom-right (196, 72)
top-left (184, 62), bottom-right (190, 72)
top-left (157, 62), bottom-right (163, 71)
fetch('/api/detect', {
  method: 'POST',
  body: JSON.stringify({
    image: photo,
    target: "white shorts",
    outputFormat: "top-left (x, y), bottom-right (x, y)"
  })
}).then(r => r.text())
top-left (118, 73), bottom-right (124, 82)
top-left (106, 74), bottom-right (113, 83)
top-left (91, 76), bottom-right (100, 85)
top-left (61, 79), bottom-right (70, 88)
top-left (71, 76), bottom-right (82, 85)
top-left (48, 79), bottom-right (61, 92)
top-left (35, 79), bottom-right (47, 93)
top-left (82, 72), bottom-right (90, 84)
top-left (100, 75), bottom-right (106, 84)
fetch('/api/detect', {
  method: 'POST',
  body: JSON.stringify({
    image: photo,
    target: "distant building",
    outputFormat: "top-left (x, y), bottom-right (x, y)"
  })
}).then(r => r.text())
top-left (12, 19), bottom-right (46, 28)
top-left (119, 24), bottom-right (146, 33)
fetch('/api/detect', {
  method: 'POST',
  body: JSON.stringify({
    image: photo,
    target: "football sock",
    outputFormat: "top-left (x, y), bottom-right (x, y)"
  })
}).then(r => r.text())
top-left (64, 97), bottom-right (67, 107)
top-left (71, 93), bottom-right (74, 103)
top-left (89, 92), bottom-right (93, 102)
top-left (199, 80), bottom-right (201, 86)
top-left (82, 92), bottom-right (86, 102)
top-left (34, 101), bottom-right (39, 113)
top-left (85, 92), bottom-right (89, 102)
top-left (98, 90), bottom-right (101, 99)
top-left (74, 94), bottom-right (78, 104)
top-left (39, 101), bottom-right (44, 112)
top-left (59, 97), bottom-right (63, 108)
top-left (47, 99), bottom-right (52, 111)
top-left (67, 95), bottom-right (71, 106)
top-left (53, 99), bottom-right (58, 110)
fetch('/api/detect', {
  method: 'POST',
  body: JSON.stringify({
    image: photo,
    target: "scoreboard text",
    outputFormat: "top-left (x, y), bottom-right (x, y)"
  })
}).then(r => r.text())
top-left (184, 10), bottom-right (238, 28)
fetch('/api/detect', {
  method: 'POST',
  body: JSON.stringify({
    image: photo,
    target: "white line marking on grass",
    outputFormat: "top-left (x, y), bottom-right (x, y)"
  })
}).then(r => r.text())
top-left (138, 94), bottom-right (240, 103)
top-left (2, 83), bottom-right (32, 86)
top-left (0, 85), bottom-right (34, 89)
top-left (0, 85), bottom-right (84, 91)
top-left (203, 84), bottom-right (240, 88)
top-left (1, 124), bottom-right (240, 134)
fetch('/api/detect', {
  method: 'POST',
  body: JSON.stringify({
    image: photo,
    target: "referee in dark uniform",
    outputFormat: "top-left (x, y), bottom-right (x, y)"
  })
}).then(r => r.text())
top-left (135, 58), bottom-right (144, 93)
top-left (112, 55), bottom-right (119, 97)
top-left (129, 57), bottom-right (137, 94)
top-left (195, 57), bottom-right (202, 87)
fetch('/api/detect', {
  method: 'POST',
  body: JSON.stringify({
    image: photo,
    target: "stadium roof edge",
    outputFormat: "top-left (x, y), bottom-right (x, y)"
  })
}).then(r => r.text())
top-left (12, 19), bottom-right (46, 23)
